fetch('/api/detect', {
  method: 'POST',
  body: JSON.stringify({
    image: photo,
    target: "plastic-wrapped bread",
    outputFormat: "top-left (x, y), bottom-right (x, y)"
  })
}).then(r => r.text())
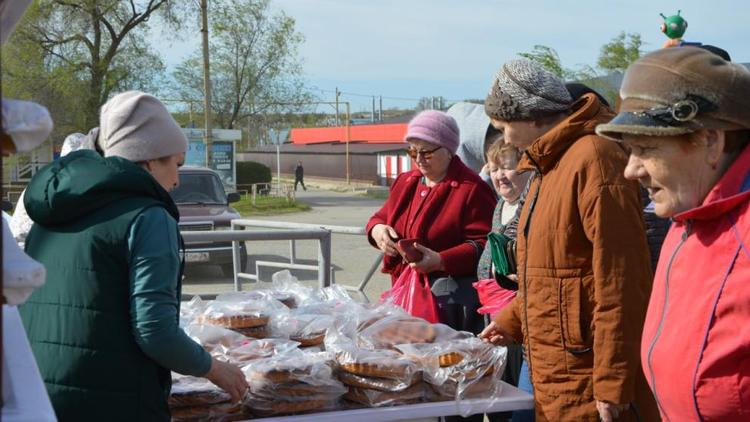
top-left (337, 370), bottom-right (422, 392)
top-left (242, 351), bottom-right (347, 416)
top-left (343, 382), bottom-right (426, 407)
top-left (335, 345), bottom-right (420, 382)
top-left (397, 337), bottom-right (507, 402)
top-left (169, 375), bottom-right (231, 408)
top-left (170, 401), bottom-right (245, 421)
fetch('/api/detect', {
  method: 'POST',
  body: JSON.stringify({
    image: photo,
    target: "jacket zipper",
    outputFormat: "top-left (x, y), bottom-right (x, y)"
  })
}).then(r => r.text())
top-left (646, 220), bottom-right (692, 422)
top-left (520, 153), bottom-right (542, 377)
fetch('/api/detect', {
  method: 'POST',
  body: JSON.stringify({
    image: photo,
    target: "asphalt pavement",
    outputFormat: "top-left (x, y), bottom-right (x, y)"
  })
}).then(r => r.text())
top-left (182, 187), bottom-right (393, 302)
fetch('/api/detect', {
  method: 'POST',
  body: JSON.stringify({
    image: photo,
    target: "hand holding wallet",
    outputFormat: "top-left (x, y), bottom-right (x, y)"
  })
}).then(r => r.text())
top-left (395, 238), bottom-right (424, 263)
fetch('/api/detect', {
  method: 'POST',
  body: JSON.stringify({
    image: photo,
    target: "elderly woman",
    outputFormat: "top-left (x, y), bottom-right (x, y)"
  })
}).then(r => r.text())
top-left (367, 110), bottom-right (496, 334)
top-left (596, 46), bottom-right (750, 422)
top-left (476, 139), bottom-right (534, 422)
top-left (19, 91), bottom-right (247, 421)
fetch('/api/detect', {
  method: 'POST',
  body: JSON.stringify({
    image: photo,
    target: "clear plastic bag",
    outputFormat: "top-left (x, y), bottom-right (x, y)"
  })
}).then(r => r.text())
top-left (220, 338), bottom-right (300, 365)
top-left (338, 369), bottom-right (422, 392)
top-left (242, 351), bottom-right (346, 416)
top-left (199, 296), bottom-right (286, 331)
top-left (271, 270), bottom-right (316, 304)
top-left (397, 337), bottom-right (508, 416)
top-left (334, 344), bottom-right (421, 382)
top-left (183, 323), bottom-right (248, 354)
top-left (169, 374), bottom-right (231, 408)
top-left (271, 312), bottom-right (335, 347)
top-left (356, 314), bottom-right (440, 350)
top-left (180, 295), bottom-right (207, 327)
top-left (170, 401), bottom-right (245, 422)
top-left (343, 382), bottom-right (426, 407)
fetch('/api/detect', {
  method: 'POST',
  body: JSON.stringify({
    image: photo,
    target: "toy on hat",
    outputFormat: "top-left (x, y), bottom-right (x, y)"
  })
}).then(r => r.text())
top-left (661, 10), bottom-right (688, 48)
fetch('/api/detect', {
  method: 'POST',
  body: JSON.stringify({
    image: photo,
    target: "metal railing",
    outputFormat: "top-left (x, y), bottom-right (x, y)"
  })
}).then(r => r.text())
top-left (230, 219), bottom-right (383, 300)
top-left (236, 182), bottom-right (295, 205)
top-left (181, 229), bottom-right (331, 291)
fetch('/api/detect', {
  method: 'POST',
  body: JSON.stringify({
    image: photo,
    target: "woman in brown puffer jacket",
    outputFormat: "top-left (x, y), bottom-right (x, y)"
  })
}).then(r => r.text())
top-left (479, 58), bottom-right (659, 422)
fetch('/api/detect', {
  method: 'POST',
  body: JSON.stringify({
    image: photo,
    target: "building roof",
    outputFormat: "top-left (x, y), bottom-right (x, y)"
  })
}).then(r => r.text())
top-left (290, 123), bottom-right (408, 145)
top-left (247, 142), bottom-right (406, 154)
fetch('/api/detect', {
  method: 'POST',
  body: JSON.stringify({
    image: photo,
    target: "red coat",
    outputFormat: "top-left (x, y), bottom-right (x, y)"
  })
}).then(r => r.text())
top-left (642, 145), bottom-right (750, 421)
top-left (366, 156), bottom-right (496, 282)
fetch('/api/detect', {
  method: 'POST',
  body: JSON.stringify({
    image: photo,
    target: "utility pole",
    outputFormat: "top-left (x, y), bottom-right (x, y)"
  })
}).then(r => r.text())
top-left (345, 102), bottom-right (351, 184)
top-left (371, 97), bottom-right (375, 123)
top-left (379, 96), bottom-right (383, 121)
top-left (189, 101), bottom-right (194, 128)
top-left (200, 0), bottom-right (212, 168)
top-left (335, 87), bottom-right (340, 126)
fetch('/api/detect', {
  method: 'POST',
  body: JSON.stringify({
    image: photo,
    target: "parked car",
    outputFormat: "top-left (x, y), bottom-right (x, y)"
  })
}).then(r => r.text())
top-left (171, 166), bottom-right (247, 276)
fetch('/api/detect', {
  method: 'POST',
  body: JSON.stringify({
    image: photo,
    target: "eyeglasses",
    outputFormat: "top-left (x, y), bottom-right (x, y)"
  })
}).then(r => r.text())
top-left (406, 145), bottom-right (442, 160)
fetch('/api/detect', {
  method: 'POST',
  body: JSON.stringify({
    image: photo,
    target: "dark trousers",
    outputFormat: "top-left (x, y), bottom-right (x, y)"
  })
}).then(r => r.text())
top-left (294, 177), bottom-right (306, 191)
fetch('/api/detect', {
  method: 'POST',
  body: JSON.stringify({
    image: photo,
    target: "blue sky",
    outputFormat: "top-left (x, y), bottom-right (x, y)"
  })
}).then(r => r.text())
top-left (154, 0), bottom-right (750, 112)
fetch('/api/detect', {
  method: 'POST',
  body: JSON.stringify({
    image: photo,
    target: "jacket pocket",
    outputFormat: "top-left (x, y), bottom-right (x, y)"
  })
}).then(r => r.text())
top-left (558, 277), bottom-right (590, 352)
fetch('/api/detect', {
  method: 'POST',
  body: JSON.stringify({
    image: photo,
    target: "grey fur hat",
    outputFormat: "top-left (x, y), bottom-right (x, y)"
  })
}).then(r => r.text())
top-left (485, 59), bottom-right (572, 121)
top-left (99, 91), bottom-right (187, 162)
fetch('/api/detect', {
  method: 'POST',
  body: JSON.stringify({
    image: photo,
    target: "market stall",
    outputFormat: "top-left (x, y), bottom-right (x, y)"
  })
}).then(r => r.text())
top-left (172, 271), bottom-right (533, 421)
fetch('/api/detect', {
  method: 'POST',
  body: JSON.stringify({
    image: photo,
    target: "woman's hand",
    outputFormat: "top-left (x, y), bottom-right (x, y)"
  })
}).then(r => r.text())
top-left (371, 224), bottom-right (399, 257)
top-left (409, 243), bottom-right (444, 274)
top-left (596, 400), bottom-right (629, 422)
top-left (204, 358), bottom-right (248, 402)
top-left (478, 321), bottom-right (515, 346)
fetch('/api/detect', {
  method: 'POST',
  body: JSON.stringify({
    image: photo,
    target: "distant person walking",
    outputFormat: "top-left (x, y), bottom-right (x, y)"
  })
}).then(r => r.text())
top-left (294, 160), bottom-right (307, 191)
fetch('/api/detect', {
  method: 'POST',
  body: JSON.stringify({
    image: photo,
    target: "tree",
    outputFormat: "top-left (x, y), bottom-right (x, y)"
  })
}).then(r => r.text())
top-left (5, 0), bottom-right (185, 130)
top-left (172, 0), bottom-right (312, 131)
top-left (416, 96), bottom-right (448, 111)
top-left (518, 45), bottom-right (567, 79)
top-left (597, 32), bottom-right (643, 73)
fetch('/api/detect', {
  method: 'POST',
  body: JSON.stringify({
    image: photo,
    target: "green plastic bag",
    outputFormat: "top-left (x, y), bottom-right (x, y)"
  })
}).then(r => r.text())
top-left (487, 232), bottom-right (517, 276)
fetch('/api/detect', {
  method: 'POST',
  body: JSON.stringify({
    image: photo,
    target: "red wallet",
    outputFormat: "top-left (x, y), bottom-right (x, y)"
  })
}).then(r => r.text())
top-left (395, 238), bottom-right (423, 263)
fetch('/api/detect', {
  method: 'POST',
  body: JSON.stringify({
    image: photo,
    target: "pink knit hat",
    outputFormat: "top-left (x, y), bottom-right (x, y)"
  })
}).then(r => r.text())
top-left (404, 110), bottom-right (460, 155)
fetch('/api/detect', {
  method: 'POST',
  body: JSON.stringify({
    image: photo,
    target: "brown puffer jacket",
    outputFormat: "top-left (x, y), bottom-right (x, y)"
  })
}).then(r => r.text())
top-left (494, 94), bottom-right (659, 422)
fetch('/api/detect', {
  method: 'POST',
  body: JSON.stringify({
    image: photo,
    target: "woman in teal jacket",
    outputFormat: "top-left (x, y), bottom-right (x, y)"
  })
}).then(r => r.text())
top-left (19, 91), bottom-right (247, 421)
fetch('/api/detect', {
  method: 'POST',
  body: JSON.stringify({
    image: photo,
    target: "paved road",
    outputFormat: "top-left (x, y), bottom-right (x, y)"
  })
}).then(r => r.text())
top-left (182, 188), bottom-right (393, 302)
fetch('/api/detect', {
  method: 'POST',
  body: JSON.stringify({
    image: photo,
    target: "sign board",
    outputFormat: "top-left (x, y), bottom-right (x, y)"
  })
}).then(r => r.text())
top-left (182, 129), bottom-right (241, 191)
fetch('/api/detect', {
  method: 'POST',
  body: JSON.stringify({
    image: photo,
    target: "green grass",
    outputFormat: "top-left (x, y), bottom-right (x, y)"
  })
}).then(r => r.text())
top-left (233, 195), bottom-right (311, 216)
top-left (362, 189), bottom-right (390, 200)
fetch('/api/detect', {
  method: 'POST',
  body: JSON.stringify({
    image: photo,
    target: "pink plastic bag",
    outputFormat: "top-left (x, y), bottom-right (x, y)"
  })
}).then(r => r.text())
top-left (473, 278), bottom-right (517, 317)
top-left (380, 266), bottom-right (439, 323)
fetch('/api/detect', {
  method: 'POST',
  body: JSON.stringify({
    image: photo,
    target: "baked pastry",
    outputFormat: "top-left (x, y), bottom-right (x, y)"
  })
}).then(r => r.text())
top-left (231, 325), bottom-right (268, 338)
top-left (338, 370), bottom-right (422, 392)
top-left (246, 362), bottom-right (313, 384)
top-left (170, 401), bottom-right (244, 421)
top-left (364, 317), bottom-right (437, 348)
top-left (336, 349), bottom-right (419, 380)
top-left (247, 399), bottom-right (333, 417)
top-left (290, 331), bottom-right (326, 347)
top-left (204, 314), bottom-right (269, 329)
top-left (169, 376), bottom-right (231, 408)
top-left (344, 382), bottom-right (425, 407)
top-left (438, 351), bottom-right (464, 367)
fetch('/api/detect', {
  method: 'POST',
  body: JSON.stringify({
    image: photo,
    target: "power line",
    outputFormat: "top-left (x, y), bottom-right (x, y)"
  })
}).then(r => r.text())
top-left (312, 87), bottom-right (464, 104)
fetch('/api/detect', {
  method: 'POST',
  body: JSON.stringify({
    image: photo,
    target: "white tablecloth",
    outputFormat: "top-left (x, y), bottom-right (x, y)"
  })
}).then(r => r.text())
top-left (249, 382), bottom-right (534, 422)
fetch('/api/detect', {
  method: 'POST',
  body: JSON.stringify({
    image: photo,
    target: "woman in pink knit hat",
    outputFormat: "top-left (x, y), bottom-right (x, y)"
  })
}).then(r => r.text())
top-left (366, 110), bottom-right (497, 339)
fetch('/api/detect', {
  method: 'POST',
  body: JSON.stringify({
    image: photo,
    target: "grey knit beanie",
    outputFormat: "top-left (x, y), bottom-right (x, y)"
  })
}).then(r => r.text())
top-left (99, 91), bottom-right (187, 162)
top-left (485, 59), bottom-right (572, 121)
